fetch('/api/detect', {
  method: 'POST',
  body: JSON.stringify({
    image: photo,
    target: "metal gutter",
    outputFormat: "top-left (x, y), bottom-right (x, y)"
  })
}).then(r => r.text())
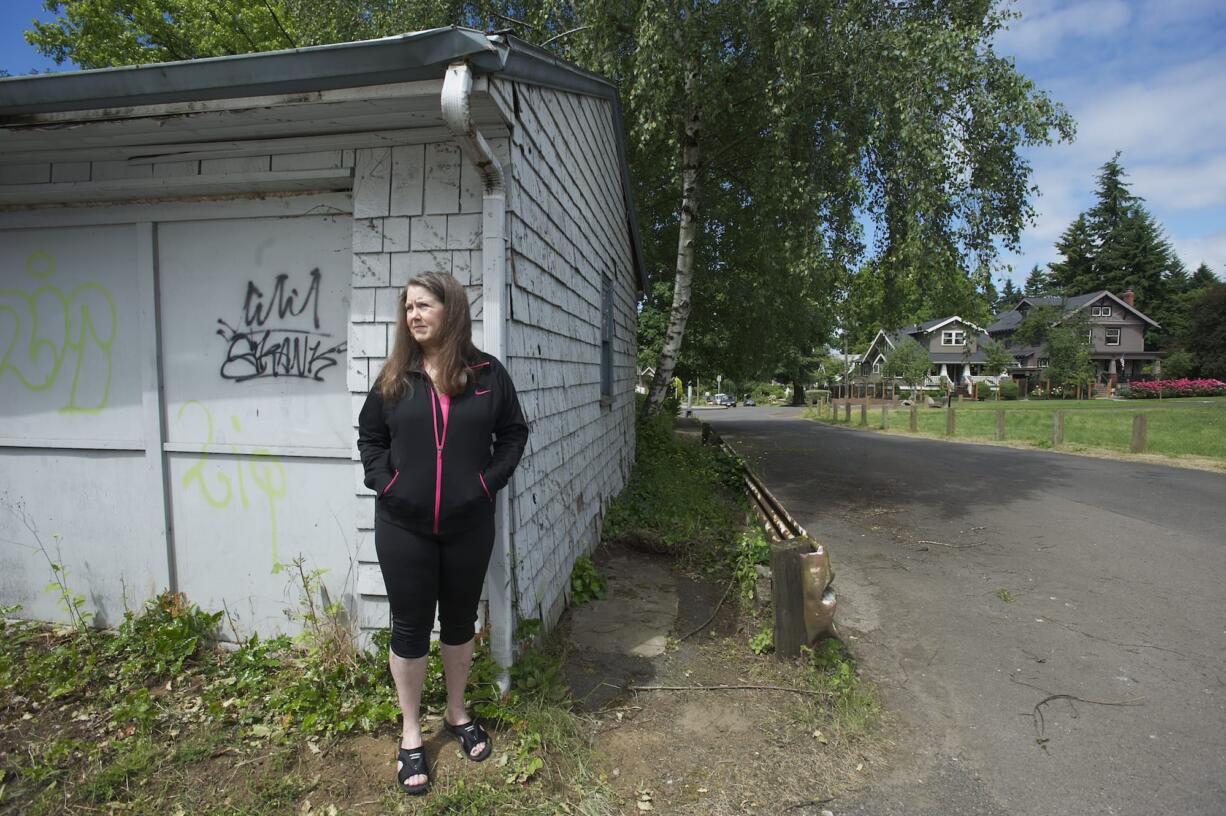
top-left (440, 61), bottom-right (514, 691)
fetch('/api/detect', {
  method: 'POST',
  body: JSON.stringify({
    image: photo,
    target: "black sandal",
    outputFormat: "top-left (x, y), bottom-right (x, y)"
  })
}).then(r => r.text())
top-left (444, 717), bottom-right (492, 762)
top-left (396, 745), bottom-right (430, 795)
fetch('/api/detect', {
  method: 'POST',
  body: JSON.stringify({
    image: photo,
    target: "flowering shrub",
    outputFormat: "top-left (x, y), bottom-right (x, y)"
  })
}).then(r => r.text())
top-left (1122, 379), bottom-right (1226, 398)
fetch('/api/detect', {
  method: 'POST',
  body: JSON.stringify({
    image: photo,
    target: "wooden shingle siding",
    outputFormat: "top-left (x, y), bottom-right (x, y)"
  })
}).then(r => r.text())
top-left (498, 78), bottom-right (636, 629)
top-left (346, 140), bottom-right (488, 642)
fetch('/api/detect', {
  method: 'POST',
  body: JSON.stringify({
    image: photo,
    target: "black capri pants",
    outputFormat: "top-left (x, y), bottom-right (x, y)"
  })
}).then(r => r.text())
top-left (374, 514), bottom-right (496, 659)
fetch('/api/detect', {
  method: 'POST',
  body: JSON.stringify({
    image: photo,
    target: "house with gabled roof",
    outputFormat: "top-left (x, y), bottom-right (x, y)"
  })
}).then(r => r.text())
top-left (854, 316), bottom-right (999, 396)
top-left (986, 289), bottom-right (1162, 391)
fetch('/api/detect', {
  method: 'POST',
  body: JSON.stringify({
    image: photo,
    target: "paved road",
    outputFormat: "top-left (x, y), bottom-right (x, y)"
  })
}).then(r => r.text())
top-left (703, 407), bottom-right (1226, 816)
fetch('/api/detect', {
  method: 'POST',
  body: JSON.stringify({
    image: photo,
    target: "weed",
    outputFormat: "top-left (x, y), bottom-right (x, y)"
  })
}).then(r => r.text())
top-left (108, 592), bottom-right (223, 687)
top-left (749, 623), bottom-right (774, 655)
top-left (569, 555), bottom-right (607, 604)
top-left (994, 587), bottom-right (1018, 603)
top-left (800, 640), bottom-right (880, 740)
top-left (79, 736), bottom-right (163, 803)
top-left (734, 528), bottom-right (771, 600)
top-left (603, 409), bottom-right (746, 559)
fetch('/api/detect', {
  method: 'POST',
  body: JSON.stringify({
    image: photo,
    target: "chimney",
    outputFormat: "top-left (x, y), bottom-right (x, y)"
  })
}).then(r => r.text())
top-left (1123, 289), bottom-right (1135, 307)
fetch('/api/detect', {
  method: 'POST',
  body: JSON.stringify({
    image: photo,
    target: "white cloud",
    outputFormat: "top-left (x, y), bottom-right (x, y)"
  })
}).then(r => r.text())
top-left (1070, 56), bottom-right (1226, 162)
top-left (1130, 155), bottom-right (1226, 210)
top-left (996, 0), bottom-right (1132, 60)
top-left (1173, 229), bottom-right (1226, 272)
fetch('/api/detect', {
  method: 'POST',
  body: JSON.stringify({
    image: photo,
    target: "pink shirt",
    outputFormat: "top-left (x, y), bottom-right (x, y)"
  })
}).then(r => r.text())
top-left (436, 391), bottom-right (451, 428)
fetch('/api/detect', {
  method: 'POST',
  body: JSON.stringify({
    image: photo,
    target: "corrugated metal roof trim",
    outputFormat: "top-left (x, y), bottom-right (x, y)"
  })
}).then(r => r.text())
top-left (0, 27), bottom-right (503, 117)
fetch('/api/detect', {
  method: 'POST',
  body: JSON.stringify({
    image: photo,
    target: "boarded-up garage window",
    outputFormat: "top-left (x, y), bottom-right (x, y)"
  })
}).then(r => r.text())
top-left (601, 274), bottom-right (614, 399)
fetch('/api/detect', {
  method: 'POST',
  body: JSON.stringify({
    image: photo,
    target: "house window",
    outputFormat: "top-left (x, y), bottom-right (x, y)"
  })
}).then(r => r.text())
top-left (600, 274), bottom-right (614, 399)
top-left (1091, 304), bottom-right (1113, 317)
top-left (872, 361), bottom-right (882, 374)
top-left (941, 330), bottom-right (966, 346)
top-left (1106, 328), bottom-right (1121, 346)
top-left (1038, 358), bottom-right (1050, 368)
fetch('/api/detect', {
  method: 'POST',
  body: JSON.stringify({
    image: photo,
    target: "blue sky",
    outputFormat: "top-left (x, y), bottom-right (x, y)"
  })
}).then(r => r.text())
top-left (2, 0), bottom-right (1223, 291)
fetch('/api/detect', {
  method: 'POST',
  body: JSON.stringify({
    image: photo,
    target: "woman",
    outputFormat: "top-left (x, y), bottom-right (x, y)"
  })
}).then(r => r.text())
top-left (358, 271), bottom-right (528, 795)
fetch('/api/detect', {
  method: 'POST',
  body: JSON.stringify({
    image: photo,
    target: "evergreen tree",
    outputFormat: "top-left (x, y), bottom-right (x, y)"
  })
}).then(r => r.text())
top-left (1048, 153), bottom-right (1184, 347)
top-left (1190, 262), bottom-right (1219, 289)
top-left (1187, 284), bottom-right (1226, 379)
top-left (995, 277), bottom-right (1020, 312)
top-left (1047, 215), bottom-right (1092, 293)
top-left (1023, 264), bottom-right (1052, 297)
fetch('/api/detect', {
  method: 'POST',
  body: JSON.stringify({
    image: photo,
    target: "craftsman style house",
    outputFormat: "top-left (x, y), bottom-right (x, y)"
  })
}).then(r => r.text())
top-left (852, 288), bottom-right (1162, 398)
top-left (854, 316), bottom-right (995, 395)
top-left (985, 289), bottom-right (1161, 389)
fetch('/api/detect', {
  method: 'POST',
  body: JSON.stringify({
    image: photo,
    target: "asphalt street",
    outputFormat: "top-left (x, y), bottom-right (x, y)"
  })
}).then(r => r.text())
top-left (701, 406), bottom-right (1226, 816)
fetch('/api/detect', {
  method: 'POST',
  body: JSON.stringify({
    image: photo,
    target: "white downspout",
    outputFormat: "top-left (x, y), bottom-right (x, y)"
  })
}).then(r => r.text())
top-left (442, 61), bottom-right (513, 693)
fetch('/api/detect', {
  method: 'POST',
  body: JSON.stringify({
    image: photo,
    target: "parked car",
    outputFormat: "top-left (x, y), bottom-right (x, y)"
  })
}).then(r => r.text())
top-left (712, 393), bottom-right (736, 407)
top-left (743, 396), bottom-right (756, 406)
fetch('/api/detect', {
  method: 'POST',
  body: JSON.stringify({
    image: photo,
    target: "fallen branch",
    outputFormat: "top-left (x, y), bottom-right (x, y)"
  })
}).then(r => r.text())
top-left (677, 576), bottom-right (737, 641)
top-left (916, 539), bottom-right (985, 550)
top-left (783, 796), bottom-right (835, 812)
top-left (629, 683), bottom-right (832, 697)
top-left (234, 746), bottom-right (293, 768)
top-left (1030, 692), bottom-right (1144, 737)
top-left (1009, 674), bottom-right (1144, 737)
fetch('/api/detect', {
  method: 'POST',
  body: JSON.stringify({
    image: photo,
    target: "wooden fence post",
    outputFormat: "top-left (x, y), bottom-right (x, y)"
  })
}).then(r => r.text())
top-left (946, 407), bottom-right (956, 436)
top-left (1131, 413), bottom-right (1147, 453)
top-left (1052, 410), bottom-right (1064, 447)
top-left (881, 405), bottom-right (890, 429)
top-left (910, 405), bottom-right (918, 432)
top-left (995, 409), bottom-right (1005, 441)
top-left (859, 402), bottom-right (868, 426)
top-left (844, 402), bottom-right (851, 422)
top-left (770, 540), bottom-right (810, 659)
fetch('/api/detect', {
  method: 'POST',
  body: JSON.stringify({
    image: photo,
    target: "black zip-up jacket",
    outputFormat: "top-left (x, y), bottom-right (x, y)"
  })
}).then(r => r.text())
top-left (357, 353), bottom-right (528, 535)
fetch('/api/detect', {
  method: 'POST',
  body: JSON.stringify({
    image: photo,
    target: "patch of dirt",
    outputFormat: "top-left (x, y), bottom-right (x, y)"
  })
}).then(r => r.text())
top-left (563, 543), bottom-right (888, 816)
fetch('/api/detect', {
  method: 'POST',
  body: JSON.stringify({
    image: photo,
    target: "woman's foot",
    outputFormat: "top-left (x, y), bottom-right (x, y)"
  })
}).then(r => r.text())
top-left (397, 732), bottom-right (429, 793)
top-left (444, 715), bottom-right (492, 762)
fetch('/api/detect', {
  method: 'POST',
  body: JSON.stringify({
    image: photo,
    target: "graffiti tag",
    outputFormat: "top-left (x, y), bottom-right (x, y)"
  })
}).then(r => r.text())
top-left (0, 251), bottom-right (117, 413)
top-left (215, 268), bottom-right (345, 383)
top-left (176, 401), bottom-right (288, 572)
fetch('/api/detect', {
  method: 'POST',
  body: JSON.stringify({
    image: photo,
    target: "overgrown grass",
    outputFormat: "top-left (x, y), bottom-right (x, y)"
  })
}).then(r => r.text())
top-left (0, 586), bottom-right (608, 815)
top-left (811, 399), bottom-right (1226, 461)
top-left (603, 404), bottom-right (747, 560)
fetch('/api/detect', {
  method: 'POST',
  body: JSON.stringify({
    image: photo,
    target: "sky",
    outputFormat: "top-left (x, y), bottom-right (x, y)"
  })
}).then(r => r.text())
top-left (1, 0), bottom-right (1223, 290)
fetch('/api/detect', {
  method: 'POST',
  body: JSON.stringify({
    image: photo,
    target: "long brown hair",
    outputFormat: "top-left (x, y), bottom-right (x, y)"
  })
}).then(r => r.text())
top-left (376, 272), bottom-right (480, 401)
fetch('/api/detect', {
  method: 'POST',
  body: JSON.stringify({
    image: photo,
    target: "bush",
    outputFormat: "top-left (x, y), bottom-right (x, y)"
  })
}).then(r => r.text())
top-left (752, 383), bottom-right (789, 403)
top-left (998, 380), bottom-right (1019, 400)
top-left (975, 381), bottom-right (993, 401)
top-left (1121, 378), bottom-right (1226, 398)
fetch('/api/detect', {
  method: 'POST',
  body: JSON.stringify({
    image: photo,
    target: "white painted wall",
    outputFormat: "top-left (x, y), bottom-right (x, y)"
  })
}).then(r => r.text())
top-left (1, 195), bottom-right (357, 639)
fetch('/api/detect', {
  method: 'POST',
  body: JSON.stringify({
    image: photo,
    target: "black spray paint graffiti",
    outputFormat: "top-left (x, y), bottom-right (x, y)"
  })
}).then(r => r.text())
top-left (216, 269), bottom-right (346, 382)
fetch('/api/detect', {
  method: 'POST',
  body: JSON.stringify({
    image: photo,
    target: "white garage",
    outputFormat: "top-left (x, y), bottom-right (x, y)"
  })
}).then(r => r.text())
top-left (0, 27), bottom-right (644, 673)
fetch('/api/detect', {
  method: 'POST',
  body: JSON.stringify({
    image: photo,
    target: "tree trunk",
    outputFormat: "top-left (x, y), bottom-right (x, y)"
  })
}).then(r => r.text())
top-left (791, 374), bottom-right (805, 406)
top-left (644, 67), bottom-right (702, 417)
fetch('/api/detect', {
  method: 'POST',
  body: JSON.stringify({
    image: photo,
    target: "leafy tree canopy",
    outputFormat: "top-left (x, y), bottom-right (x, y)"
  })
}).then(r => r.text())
top-left (27, 1), bottom-right (1075, 406)
top-left (882, 339), bottom-right (930, 392)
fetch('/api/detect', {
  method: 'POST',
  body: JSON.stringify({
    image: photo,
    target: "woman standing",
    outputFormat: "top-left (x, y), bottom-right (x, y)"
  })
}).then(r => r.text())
top-left (358, 271), bottom-right (528, 795)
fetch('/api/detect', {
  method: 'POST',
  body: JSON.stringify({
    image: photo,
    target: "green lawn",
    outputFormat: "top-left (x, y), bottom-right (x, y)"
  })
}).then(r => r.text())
top-left (813, 398), bottom-right (1226, 462)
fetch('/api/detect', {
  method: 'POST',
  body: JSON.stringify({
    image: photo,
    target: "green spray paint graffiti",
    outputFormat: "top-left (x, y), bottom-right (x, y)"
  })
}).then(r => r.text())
top-left (0, 251), bottom-right (117, 414)
top-left (176, 401), bottom-right (288, 573)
